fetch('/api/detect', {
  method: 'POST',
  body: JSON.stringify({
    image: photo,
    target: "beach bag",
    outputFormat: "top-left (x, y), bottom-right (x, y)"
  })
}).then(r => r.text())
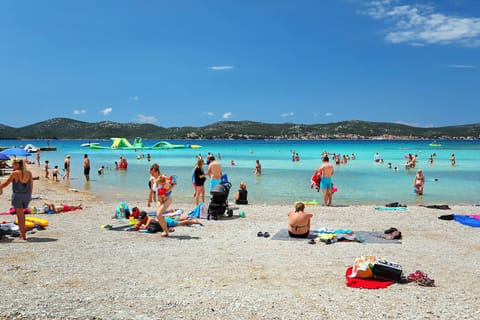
top-left (131, 207), bottom-right (140, 219)
top-left (372, 259), bottom-right (404, 282)
top-left (349, 255), bottom-right (375, 279)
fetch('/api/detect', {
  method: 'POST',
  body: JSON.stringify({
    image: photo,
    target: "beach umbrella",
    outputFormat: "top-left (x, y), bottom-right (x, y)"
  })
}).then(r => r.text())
top-left (0, 148), bottom-right (31, 157)
top-left (0, 153), bottom-right (10, 160)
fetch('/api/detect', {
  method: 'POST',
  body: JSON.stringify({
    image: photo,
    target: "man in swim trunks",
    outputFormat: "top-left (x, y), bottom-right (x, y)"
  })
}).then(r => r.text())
top-left (207, 156), bottom-right (222, 191)
top-left (83, 154), bottom-right (90, 181)
top-left (317, 155), bottom-right (334, 206)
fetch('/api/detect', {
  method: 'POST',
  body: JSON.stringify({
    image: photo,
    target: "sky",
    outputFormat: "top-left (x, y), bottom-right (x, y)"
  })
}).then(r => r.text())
top-left (0, 0), bottom-right (479, 128)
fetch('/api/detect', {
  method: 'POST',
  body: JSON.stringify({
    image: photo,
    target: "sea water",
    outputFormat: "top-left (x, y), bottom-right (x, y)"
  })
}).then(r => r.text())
top-left (2, 139), bottom-right (479, 206)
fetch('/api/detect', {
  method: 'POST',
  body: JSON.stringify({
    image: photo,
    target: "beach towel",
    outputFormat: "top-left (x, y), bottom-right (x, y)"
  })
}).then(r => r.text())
top-left (453, 215), bottom-right (480, 228)
top-left (421, 204), bottom-right (451, 210)
top-left (345, 267), bottom-right (394, 289)
top-left (375, 206), bottom-right (408, 211)
top-left (270, 229), bottom-right (402, 244)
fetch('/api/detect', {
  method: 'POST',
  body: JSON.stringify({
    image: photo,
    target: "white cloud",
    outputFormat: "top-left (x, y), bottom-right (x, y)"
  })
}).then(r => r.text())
top-left (136, 114), bottom-right (157, 123)
top-left (203, 111), bottom-right (214, 116)
top-left (128, 96), bottom-right (139, 101)
top-left (363, 1), bottom-right (480, 46)
top-left (281, 112), bottom-right (294, 117)
top-left (448, 64), bottom-right (476, 69)
top-left (325, 112), bottom-right (333, 117)
top-left (101, 107), bottom-right (113, 116)
top-left (73, 109), bottom-right (87, 115)
top-left (208, 66), bottom-right (235, 71)
top-left (222, 112), bottom-right (233, 119)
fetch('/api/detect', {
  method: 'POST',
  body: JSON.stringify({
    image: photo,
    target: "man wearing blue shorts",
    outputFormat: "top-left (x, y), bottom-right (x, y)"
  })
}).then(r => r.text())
top-left (317, 155), bottom-right (334, 206)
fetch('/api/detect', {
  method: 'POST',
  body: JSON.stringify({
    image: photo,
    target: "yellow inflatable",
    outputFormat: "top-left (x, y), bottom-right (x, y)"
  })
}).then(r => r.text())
top-left (16, 217), bottom-right (49, 228)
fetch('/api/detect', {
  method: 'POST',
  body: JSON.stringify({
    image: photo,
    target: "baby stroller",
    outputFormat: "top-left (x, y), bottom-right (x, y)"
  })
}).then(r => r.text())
top-left (208, 181), bottom-right (233, 220)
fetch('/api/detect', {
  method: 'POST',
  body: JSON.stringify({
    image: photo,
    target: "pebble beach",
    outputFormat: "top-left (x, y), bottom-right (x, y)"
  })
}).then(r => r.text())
top-left (1, 165), bottom-right (479, 320)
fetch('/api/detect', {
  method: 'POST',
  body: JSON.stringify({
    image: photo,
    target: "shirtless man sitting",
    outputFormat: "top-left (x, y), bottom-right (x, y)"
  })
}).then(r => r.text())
top-left (317, 155), bottom-right (334, 206)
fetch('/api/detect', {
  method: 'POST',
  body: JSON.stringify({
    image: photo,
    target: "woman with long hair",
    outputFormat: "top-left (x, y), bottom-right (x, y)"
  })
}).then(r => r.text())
top-left (0, 159), bottom-right (33, 241)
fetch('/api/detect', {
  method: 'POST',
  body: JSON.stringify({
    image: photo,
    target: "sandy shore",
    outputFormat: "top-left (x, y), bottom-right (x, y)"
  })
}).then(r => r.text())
top-left (1, 165), bottom-right (479, 319)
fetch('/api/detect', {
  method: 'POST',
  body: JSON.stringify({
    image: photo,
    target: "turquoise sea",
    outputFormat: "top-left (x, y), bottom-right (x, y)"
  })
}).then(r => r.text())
top-left (2, 139), bottom-right (479, 206)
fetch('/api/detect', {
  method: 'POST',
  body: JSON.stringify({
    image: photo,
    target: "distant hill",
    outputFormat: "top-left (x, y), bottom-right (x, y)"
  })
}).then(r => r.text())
top-left (0, 118), bottom-right (479, 140)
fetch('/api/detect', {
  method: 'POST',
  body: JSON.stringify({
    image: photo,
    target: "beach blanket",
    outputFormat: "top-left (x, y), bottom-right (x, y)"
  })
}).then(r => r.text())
top-left (453, 215), bottom-right (480, 228)
top-left (375, 206), bottom-right (408, 211)
top-left (345, 267), bottom-right (394, 289)
top-left (270, 229), bottom-right (402, 244)
top-left (421, 204), bottom-right (451, 210)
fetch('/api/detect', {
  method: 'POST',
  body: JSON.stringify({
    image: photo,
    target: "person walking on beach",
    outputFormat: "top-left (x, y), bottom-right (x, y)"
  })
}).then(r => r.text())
top-left (36, 151), bottom-right (41, 166)
top-left (63, 155), bottom-right (71, 180)
top-left (317, 155), bottom-right (334, 206)
top-left (193, 158), bottom-right (206, 205)
top-left (83, 154), bottom-right (90, 181)
top-left (147, 163), bottom-right (170, 237)
top-left (0, 159), bottom-right (33, 241)
top-left (207, 156), bottom-right (222, 191)
top-left (44, 160), bottom-right (50, 179)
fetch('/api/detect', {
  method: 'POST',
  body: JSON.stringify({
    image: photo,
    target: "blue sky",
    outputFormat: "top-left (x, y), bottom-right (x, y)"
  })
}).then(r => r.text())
top-left (1, 0), bottom-right (479, 128)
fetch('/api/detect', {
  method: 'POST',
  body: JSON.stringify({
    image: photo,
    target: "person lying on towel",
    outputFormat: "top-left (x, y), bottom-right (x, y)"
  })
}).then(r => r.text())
top-left (134, 211), bottom-right (202, 232)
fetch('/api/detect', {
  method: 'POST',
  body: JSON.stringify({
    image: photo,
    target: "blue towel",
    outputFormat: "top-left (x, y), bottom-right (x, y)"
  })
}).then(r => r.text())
top-left (453, 215), bottom-right (480, 227)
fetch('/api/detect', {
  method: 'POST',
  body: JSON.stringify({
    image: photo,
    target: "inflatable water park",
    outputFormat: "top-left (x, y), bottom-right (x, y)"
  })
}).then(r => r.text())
top-left (85, 137), bottom-right (201, 150)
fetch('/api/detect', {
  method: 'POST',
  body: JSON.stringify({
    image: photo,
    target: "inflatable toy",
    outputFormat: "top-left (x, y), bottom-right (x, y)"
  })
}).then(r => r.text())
top-left (25, 217), bottom-right (49, 227)
top-left (16, 219), bottom-right (35, 228)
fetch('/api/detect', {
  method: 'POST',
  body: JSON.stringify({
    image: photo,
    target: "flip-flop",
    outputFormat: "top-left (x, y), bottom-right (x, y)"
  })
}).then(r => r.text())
top-left (263, 232), bottom-right (270, 238)
top-left (257, 231), bottom-right (263, 237)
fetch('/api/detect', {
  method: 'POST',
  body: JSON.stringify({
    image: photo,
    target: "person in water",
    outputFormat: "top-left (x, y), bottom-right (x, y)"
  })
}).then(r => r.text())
top-left (413, 169), bottom-right (425, 195)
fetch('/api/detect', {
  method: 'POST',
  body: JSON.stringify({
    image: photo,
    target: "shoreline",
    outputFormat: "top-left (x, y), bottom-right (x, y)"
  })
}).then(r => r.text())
top-left (1, 165), bottom-right (479, 319)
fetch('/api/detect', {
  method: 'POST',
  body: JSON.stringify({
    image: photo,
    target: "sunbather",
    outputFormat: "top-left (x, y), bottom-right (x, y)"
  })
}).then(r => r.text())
top-left (134, 211), bottom-right (202, 232)
top-left (288, 202), bottom-right (313, 238)
top-left (44, 201), bottom-right (82, 213)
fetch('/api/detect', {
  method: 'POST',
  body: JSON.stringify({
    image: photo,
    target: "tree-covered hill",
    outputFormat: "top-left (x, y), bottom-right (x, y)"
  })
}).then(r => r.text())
top-left (0, 118), bottom-right (478, 140)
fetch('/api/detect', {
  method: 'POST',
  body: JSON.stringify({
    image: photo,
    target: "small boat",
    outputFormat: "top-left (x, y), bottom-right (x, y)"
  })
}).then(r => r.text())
top-left (24, 144), bottom-right (39, 153)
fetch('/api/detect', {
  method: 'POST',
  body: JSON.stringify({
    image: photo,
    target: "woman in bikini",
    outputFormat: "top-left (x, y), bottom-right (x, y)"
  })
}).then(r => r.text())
top-left (288, 202), bottom-right (313, 238)
top-left (413, 169), bottom-right (425, 195)
top-left (0, 159), bottom-right (33, 241)
top-left (147, 163), bottom-right (171, 237)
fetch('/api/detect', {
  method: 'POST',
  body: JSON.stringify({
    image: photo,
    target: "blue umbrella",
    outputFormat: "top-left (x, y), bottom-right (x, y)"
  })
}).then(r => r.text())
top-left (0, 153), bottom-right (10, 160)
top-left (0, 148), bottom-right (31, 157)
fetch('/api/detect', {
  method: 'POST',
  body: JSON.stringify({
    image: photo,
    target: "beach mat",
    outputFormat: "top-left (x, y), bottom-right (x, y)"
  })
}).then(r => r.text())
top-left (375, 206), bottom-right (408, 211)
top-left (355, 231), bottom-right (402, 244)
top-left (453, 215), bottom-right (480, 228)
top-left (271, 229), bottom-right (401, 244)
top-left (270, 229), bottom-right (318, 241)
